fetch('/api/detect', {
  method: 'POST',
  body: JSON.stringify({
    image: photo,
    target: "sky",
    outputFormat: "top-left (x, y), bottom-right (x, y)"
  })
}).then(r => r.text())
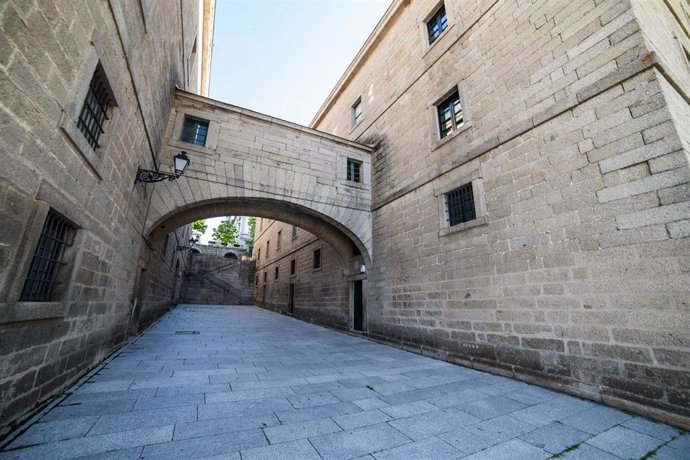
top-left (198, 0), bottom-right (391, 243)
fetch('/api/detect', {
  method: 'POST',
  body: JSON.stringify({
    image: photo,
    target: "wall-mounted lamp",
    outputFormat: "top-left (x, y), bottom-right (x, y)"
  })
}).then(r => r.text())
top-left (177, 235), bottom-right (199, 251)
top-left (136, 151), bottom-right (190, 183)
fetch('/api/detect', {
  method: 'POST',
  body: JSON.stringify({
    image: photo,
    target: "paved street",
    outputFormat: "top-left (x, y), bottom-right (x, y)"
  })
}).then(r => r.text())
top-left (1, 305), bottom-right (687, 459)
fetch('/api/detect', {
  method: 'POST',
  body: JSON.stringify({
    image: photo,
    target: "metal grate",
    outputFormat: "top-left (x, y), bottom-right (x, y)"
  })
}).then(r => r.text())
top-left (347, 159), bottom-right (362, 183)
top-left (181, 117), bottom-right (209, 146)
top-left (20, 211), bottom-right (74, 301)
top-left (427, 4), bottom-right (448, 44)
top-left (437, 90), bottom-right (464, 139)
top-left (77, 66), bottom-right (112, 150)
top-left (447, 183), bottom-right (476, 226)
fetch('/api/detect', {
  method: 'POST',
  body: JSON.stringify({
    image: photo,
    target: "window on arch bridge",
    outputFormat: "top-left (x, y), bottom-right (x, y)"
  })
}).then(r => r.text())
top-left (181, 116), bottom-right (209, 146)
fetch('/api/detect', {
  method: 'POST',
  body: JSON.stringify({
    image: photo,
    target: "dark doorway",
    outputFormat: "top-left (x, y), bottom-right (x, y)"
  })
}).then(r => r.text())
top-left (288, 283), bottom-right (295, 313)
top-left (353, 280), bottom-right (363, 331)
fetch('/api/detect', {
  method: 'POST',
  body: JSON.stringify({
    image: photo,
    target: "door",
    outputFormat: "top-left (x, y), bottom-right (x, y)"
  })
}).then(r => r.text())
top-left (353, 280), bottom-right (363, 331)
top-left (288, 283), bottom-right (295, 313)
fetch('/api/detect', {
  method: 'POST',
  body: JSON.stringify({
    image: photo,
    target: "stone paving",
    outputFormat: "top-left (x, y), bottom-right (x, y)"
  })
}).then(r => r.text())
top-left (1, 305), bottom-right (687, 459)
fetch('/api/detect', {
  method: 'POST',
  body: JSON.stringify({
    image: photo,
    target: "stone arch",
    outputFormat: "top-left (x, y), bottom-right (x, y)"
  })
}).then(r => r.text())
top-left (146, 197), bottom-right (371, 277)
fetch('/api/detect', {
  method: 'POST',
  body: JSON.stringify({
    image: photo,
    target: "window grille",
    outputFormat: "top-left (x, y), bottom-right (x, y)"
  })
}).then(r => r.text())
top-left (77, 65), bottom-right (112, 150)
top-left (427, 4), bottom-right (448, 44)
top-left (20, 211), bottom-right (74, 301)
top-left (181, 117), bottom-right (209, 146)
top-left (313, 248), bottom-right (321, 270)
top-left (347, 159), bottom-right (362, 183)
top-left (446, 183), bottom-right (476, 226)
top-left (437, 91), bottom-right (464, 139)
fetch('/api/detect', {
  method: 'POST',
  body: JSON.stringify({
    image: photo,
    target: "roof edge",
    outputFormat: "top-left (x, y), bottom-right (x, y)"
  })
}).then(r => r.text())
top-left (309, 0), bottom-right (407, 128)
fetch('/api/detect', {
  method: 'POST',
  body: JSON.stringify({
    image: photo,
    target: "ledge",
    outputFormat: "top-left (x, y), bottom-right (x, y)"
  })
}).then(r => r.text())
top-left (0, 301), bottom-right (68, 324)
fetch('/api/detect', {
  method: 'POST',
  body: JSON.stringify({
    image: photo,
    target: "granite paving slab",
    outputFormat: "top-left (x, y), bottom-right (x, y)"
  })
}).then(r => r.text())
top-left (1, 305), bottom-right (685, 460)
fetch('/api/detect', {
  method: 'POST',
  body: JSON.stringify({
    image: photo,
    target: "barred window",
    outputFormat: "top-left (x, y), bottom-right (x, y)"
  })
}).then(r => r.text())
top-left (446, 183), bottom-right (476, 226)
top-left (437, 90), bottom-right (464, 139)
top-left (181, 117), bottom-right (209, 146)
top-left (347, 159), bottom-right (362, 183)
top-left (20, 210), bottom-right (75, 302)
top-left (77, 64), bottom-right (113, 150)
top-left (427, 4), bottom-right (448, 45)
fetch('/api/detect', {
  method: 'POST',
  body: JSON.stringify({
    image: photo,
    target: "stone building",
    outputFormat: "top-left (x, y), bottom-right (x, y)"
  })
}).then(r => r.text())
top-left (0, 0), bottom-right (214, 429)
top-left (255, 0), bottom-right (690, 428)
top-left (2, 0), bottom-right (690, 434)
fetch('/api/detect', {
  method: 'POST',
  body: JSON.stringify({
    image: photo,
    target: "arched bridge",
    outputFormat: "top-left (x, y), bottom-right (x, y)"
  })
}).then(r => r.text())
top-left (143, 91), bottom-right (373, 277)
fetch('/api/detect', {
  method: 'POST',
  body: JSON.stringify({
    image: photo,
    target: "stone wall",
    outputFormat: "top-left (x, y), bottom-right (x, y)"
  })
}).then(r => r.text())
top-left (0, 0), bottom-right (207, 430)
top-left (310, 0), bottom-right (690, 427)
top-left (253, 219), bottom-right (349, 330)
top-left (181, 252), bottom-right (255, 305)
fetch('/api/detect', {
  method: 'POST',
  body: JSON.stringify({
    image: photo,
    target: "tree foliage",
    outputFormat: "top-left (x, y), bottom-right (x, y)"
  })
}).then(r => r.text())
top-left (212, 217), bottom-right (238, 246)
top-left (192, 220), bottom-right (207, 234)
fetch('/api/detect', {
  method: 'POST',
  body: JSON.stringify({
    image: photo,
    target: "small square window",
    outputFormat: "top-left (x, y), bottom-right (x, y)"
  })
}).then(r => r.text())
top-left (446, 183), bottom-right (476, 226)
top-left (427, 4), bottom-right (448, 45)
top-left (352, 98), bottom-right (363, 126)
top-left (274, 266), bottom-right (279, 280)
top-left (290, 259), bottom-right (296, 275)
top-left (20, 210), bottom-right (75, 302)
top-left (78, 64), bottom-right (114, 151)
top-left (181, 116), bottom-right (209, 146)
top-left (347, 159), bottom-right (362, 183)
top-left (313, 248), bottom-right (321, 270)
top-left (437, 90), bottom-right (464, 139)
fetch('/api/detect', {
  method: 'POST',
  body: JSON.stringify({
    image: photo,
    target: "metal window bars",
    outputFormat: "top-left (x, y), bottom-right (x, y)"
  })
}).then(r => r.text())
top-left (20, 211), bottom-right (74, 301)
top-left (447, 183), bottom-right (476, 226)
top-left (77, 67), bottom-right (112, 150)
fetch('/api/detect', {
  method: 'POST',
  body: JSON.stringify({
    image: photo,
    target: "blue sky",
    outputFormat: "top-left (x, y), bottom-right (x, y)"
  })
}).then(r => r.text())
top-left (200, 0), bottom-right (390, 243)
top-left (209, 0), bottom-right (391, 126)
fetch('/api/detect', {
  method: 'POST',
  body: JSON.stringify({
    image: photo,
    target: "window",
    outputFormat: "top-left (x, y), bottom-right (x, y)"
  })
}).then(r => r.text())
top-left (181, 116), bottom-right (209, 146)
top-left (347, 159), bottom-right (362, 183)
top-left (446, 183), bottom-right (476, 226)
top-left (274, 267), bottom-right (279, 279)
top-left (290, 259), bottom-right (296, 275)
top-left (263, 272), bottom-right (267, 283)
top-left (437, 90), bottom-right (464, 139)
top-left (255, 275), bottom-right (258, 286)
top-left (313, 248), bottom-right (321, 270)
top-left (266, 240), bottom-right (270, 256)
top-left (257, 248), bottom-right (261, 261)
top-left (277, 230), bottom-right (282, 250)
top-left (352, 98), bottom-right (363, 126)
top-left (77, 64), bottom-right (114, 150)
top-left (20, 210), bottom-right (75, 302)
top-left (426, 4), bottom-right (448, 45)
top-left (292, 225), bottom-right (298, 239)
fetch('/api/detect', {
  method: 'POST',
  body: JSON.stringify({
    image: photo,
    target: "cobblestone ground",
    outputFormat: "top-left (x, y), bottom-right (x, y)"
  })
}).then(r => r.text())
top-left (1, 305), bottom-right (688, 459)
